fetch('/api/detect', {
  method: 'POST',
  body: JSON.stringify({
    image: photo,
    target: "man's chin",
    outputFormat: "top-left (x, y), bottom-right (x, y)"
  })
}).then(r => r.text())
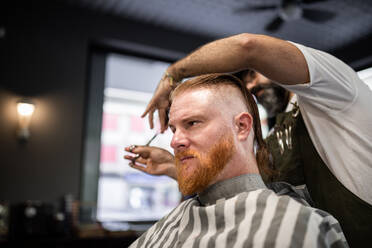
top-left (178, 170), bottom-right (219, 196)
top-left (180, 160), bottom-right (198, 173)
top-left (177, 166), bottom-right (207, 195)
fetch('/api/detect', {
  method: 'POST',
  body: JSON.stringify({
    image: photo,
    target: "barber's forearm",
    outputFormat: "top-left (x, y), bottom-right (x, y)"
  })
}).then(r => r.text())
top-left (168, 34), bottom-right (252, 81)
top-left (168, 33), bottom-right (309, 85)
top-left (247, 34), bottom-right (309, 85)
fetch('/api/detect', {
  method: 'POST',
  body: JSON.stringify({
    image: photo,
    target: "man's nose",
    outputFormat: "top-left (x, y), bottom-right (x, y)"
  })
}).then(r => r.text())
top-left (170, 129), bottom-right (190, 151)
top-left (246, 79), bottom-right (258, 90)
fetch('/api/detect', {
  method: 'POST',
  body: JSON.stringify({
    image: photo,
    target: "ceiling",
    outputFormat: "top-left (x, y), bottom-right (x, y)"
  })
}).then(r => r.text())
top-left (65, 0), bottom-right (372, 52)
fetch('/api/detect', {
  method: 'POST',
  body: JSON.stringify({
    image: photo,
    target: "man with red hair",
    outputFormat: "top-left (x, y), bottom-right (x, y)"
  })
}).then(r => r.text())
top-left (128, 74), bottom-right (347, 248)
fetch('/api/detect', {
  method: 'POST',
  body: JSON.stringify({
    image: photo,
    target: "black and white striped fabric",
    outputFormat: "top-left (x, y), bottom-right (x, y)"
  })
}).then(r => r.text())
top-left (129, 174), bottom-right (348, 248)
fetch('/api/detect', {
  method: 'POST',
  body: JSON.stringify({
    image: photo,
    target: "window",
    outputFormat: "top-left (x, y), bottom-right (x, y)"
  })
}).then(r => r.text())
top-left (96, 54), bottom-right (180, 222)
top-left (80, 47), bottom-right (184, 230)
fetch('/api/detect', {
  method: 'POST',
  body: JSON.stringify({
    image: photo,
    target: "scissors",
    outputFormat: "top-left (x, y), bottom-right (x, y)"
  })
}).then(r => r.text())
top-left (128, 133), bottom-right (158, 164)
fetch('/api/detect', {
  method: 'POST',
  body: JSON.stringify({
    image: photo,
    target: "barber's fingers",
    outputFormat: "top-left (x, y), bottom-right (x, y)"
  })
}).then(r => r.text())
top-left (129, 163), bottom-right (148, 174)
top-left (142, 99), bottom-right (159, 130)
top-left (158, 108), bottom-right (168, 133)
top-left (148, 109), bottom-right (155, 129)
top-left (124, 145), bottom-right (151, 158)
top-left (141, 97), bottom-right (155, 118)
top-left (123, 154), bottom-right (132, 160)
top-left (133, 156), bottom-right (147, 165)
top-left (123, 154), bottom-right (147, 164)
top-left (132, 146), bottom-right (152, 158)
top-left (129, 160), bottom-right (157, 175)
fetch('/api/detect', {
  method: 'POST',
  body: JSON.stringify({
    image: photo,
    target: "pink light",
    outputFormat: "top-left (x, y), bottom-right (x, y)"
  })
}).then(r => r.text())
top-left (130, 115), bottom-right (145, 132)
top-left (102, 113), bottom-right (118, 131)
top-left (101, 145), bottom-right (117, 163)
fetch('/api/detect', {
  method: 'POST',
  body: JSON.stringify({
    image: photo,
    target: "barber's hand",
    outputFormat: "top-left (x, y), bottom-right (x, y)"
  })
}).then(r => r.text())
top-left (141, 74), bottom-right (173, 133)
top-left (124, 145), bottom-right (177, 180)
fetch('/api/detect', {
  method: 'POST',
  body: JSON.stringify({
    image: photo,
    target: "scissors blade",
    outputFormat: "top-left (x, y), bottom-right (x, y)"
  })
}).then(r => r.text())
top-left (145, 133), bottom-right (158, 146)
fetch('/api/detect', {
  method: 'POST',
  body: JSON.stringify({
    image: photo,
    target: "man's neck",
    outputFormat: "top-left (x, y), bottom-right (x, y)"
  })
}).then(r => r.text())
top-left (209, 153), bottom-right (259, 188)
top-left (197, 174), bottom-right (267, 206)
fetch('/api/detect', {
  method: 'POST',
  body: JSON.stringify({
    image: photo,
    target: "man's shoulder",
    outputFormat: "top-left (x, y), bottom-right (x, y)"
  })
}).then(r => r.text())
top-left (267, 182), bottom-right (314, 206)
top-left (260, 187), bottom-right (345, 235)
top-left (262, 185), bottom-right (344, 233)
top-left (232, 187), bottom-right (310, 213)
top-left (256, 185), bottom-right (328, 221)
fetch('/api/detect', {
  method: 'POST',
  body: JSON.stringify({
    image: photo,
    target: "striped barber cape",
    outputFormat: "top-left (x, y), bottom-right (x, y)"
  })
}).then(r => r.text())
top-left (129, 174), bottom-right (348, 248)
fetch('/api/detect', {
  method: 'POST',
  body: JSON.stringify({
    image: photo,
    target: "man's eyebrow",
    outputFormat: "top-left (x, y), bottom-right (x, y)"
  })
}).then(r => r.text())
top-left (179, 113), bottom-right (205, 121)
top-left (169, 114), bottom-right (206, 126)
top-left (184, 115), bottom-right (206, 122)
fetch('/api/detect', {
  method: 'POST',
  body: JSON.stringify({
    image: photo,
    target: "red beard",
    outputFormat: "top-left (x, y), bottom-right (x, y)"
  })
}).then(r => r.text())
top-left (175, 134), bottom-right (235, 196)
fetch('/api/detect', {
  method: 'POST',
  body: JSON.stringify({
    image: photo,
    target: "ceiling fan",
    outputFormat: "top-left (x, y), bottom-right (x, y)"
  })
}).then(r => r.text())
top-left (234, 0), bottom-right (336, 32)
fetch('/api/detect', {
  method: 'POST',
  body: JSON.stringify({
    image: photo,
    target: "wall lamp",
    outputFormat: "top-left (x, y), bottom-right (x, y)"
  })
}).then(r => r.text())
top-left (17, 99), bottom-right (35, 141)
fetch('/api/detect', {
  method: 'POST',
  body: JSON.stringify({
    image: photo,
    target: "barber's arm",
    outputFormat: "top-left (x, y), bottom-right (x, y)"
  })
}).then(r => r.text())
top-left (170, 33), bottom-right (309, 85)
top-left (124, 145), bottom-right (177, 180)
top-left (142, 33), bottom-right (310, 132)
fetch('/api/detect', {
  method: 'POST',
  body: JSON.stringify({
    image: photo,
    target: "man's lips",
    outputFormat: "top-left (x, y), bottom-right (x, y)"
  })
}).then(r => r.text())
top-left (180, 156), bottom-right (194, 162)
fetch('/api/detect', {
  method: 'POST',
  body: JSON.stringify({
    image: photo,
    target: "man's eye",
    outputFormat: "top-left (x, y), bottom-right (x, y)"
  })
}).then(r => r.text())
top-left (188, 121), bottom-right (199, 127)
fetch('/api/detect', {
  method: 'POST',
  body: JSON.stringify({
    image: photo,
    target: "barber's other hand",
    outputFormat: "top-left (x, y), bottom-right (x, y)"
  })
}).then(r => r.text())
top-left (124, 145), bottom-right (177, 180)
top-left (141, 73), bottom-right (173, 133)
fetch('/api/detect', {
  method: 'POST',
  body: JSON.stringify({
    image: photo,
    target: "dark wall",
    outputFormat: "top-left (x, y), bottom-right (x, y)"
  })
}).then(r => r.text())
top-left (331, 32), bottom-right (372, 70)
top-left (0, 0), bottom-right (209, 204)
top-left (1, 0), bottom-right (371, 207)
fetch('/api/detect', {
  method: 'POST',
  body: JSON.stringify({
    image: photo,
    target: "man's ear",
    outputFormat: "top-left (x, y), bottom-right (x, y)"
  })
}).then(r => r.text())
top-left (234, 112), bottom-right (253, 141)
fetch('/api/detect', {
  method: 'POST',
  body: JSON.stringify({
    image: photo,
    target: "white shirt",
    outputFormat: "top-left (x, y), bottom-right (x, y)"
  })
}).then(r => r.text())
top-left (279, 42), bottom-right (372, 205)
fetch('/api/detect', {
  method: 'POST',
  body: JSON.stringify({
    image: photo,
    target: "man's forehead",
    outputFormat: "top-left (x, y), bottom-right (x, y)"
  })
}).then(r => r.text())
top-left (169, 88), bottom-right (216, 120)
top-left (172, 88), bottom-right (214, 104)
top-left (171, 85), bottom-right (236, 106)
top-left (169, 85), bottom-right (248, 122)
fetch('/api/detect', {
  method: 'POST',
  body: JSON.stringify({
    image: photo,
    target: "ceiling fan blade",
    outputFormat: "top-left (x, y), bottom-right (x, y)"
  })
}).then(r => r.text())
top-left (265, 16), bottom-right (284, 32)
top-left (302, 8), bottom-right (336, 23)
top-left (233, 4), bottom-right (277, 14)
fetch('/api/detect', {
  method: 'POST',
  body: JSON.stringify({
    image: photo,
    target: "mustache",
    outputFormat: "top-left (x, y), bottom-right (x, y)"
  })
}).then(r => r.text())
top-left (250, 83), bottom-right (277, 96)
top-left (175, 150), bottom-right (201, 162)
